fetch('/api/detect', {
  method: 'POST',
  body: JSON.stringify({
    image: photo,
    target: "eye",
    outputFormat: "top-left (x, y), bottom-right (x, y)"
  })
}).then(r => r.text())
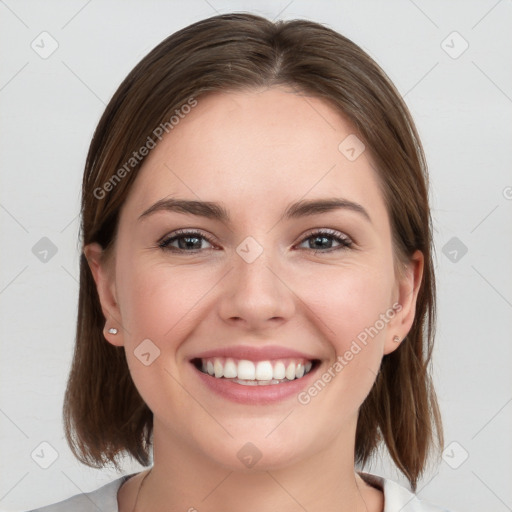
top-left (296, 229), bottom-right (353, 253)
top-left (158, 229), bottom-right (216, 252)
top-left (157, 228), bottom-right (353, 254)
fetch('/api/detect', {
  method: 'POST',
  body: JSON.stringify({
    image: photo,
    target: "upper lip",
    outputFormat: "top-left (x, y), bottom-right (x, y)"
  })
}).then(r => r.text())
top-left (190, 345), bottom-right (319, 362)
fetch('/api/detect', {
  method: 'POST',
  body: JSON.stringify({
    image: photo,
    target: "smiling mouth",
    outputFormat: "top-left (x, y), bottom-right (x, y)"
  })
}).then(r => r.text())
top-left (191, 357), bottom-right (319, 386)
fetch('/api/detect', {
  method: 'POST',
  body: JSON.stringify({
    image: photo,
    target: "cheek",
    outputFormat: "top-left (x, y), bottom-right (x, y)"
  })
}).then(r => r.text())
top-left (114, 258), bottom-right (219, 412)
top-left (116, 258), bottom-right (215, 343)
top-left (296, 262), bottom-right (395, 395)
top-left (302, 262), bottom-right (395, 343)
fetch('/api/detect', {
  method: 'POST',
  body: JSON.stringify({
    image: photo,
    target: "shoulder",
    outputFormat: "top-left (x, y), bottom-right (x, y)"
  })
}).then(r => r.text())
top-left (359, 472), bottom-right (455, 512)
top-left (25, 473), bottom-right (136, 512)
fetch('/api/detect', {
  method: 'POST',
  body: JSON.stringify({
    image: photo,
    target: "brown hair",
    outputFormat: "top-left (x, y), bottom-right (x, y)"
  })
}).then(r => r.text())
top-left (64, 12), bottom-right (443, 491)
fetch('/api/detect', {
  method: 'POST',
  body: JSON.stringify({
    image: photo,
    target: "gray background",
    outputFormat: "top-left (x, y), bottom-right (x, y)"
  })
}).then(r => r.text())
top-left (1, 1), bottom-right (511, 511)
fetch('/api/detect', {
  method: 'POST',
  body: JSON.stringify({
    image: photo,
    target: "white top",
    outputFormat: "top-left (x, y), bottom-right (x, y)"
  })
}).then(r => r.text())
top-left (26, 472), bottom-right (453, 512)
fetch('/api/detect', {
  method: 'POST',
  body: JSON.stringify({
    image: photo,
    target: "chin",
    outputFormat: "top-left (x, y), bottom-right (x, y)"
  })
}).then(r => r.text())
top-left (193, 429), bottom-right (313, 473)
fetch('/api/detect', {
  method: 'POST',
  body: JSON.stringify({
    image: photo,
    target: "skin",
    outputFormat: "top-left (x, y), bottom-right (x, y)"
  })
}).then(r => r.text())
top-left (85, 87), bottom-right (423, 512)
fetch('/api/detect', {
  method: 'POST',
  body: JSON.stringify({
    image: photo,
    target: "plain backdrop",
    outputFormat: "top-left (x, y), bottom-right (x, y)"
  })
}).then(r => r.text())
top-left (1, 1), bottom-right (511, 511)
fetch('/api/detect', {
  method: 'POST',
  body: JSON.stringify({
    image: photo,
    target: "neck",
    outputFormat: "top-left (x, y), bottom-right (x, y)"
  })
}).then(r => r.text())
top-left (132, 418), bottom-right (381, 512)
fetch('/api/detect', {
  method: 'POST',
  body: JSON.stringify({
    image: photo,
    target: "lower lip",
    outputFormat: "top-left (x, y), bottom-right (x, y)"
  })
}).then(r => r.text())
top-left (191, 363), bottom-right (319, 405)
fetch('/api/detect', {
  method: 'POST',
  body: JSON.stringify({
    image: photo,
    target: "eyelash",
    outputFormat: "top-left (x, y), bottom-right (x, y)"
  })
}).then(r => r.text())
top-left (157, 228), bottom-right (354, 254)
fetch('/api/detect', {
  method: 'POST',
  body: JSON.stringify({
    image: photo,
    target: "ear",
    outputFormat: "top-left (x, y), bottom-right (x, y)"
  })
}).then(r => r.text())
top-left (383, 249), bottom-right (424, 355)
top-left (83, 242), bottom-right (124, 347)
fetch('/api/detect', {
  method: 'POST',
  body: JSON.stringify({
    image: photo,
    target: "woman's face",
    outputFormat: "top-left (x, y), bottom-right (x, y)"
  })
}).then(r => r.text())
top-left (86, 87), bottom-right (422, 470)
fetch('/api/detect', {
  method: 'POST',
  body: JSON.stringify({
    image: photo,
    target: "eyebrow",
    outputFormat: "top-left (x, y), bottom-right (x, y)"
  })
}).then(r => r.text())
top-left (138, 197), bottom-right (371, 224)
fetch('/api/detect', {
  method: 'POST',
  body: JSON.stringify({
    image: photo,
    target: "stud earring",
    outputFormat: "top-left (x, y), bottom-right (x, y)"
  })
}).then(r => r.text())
top-left (393, 335), bottom-right (400, 343)
top-left (108, 327), bottom-right (118, 335)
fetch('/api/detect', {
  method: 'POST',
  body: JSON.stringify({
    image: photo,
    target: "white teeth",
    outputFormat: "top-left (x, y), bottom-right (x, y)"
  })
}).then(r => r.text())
top-left (237, 360), bottom-right (256, 380)
top-left (214, 359), bottom-right (223, 378)
top-left (285, 362), bottom-right (296, 381)
top-left (273, 361), bottom-right (286, 380)
top-left (235, 378), bottom-right (288, 386)
top-left (234, 379), bottom-right (259, 386)
top-left (255, 361), bottom-right (273, 381)
top-left (223, 358), bottom-right (237, 378)
top-left (197, 357), bottom-right (315, 383)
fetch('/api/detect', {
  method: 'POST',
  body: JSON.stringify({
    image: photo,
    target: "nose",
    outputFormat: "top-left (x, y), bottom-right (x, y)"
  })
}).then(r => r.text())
top-left (217, 245), bottom-right (296, 330)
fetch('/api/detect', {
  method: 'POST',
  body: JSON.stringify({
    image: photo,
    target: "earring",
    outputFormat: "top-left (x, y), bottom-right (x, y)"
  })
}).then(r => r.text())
top-left (108, 327), bottom-right (118, 335)
top-left (393, 335), bottom-right (400, 343)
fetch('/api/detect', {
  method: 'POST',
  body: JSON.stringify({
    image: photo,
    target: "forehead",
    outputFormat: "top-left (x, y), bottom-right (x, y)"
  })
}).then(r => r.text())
top-left (121, 87), bottom-right (387, 222)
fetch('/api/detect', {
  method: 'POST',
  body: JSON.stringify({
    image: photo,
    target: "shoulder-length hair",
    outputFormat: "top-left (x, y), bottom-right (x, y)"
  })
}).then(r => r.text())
top-left (64, 13), bottom-right (443, 491)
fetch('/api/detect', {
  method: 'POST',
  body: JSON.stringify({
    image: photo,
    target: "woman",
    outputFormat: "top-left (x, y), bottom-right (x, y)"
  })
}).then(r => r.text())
top-left (29, 13), bottom-right (450, 512)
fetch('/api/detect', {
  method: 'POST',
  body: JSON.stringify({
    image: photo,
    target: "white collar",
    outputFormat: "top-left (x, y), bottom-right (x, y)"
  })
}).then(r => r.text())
top-left (358, 472), bottom-right (450, 511)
